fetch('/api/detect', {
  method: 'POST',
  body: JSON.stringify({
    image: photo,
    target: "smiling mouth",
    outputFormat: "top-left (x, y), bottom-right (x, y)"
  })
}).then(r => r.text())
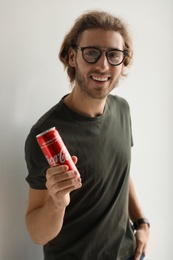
top-left (91, 75), bottom-right (110, 82)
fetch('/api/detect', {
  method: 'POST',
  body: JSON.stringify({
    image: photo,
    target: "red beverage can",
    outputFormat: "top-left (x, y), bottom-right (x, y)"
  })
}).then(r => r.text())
top-left (36, 127), bottom-right (80, 176)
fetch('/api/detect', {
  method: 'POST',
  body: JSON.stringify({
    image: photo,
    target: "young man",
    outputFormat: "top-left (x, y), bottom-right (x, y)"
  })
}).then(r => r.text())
top-left (25, 10), bottom-right (150, 260)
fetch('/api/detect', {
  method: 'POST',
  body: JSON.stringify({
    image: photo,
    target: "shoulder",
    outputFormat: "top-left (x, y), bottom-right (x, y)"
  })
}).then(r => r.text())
top-left (33, 102), bottom-right (62, 130)
top-left (107, 94), bottom-right (130, 112)
top-left (25, 101), bottom-right (61, 148)
top-left (30, 97), bottom-right (66, 135)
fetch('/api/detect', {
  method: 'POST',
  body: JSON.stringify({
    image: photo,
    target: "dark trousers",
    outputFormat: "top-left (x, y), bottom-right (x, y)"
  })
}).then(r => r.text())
top-left (127, 252), bottom-right (145, 260)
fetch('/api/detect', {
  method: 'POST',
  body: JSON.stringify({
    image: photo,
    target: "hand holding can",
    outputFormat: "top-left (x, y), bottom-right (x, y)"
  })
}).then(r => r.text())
top-left (36, 127), bottom-right (80, 177)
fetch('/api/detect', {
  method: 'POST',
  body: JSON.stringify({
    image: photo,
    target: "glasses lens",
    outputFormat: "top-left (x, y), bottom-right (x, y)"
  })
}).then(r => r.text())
top-left (83, 48), bottom-right (101, 63)
top-left (107, 50), bottom-right (124, 65)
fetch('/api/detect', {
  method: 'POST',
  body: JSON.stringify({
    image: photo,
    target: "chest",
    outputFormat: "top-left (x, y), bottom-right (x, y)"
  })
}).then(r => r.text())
top-left (59, 115), bottom-right (132, 184)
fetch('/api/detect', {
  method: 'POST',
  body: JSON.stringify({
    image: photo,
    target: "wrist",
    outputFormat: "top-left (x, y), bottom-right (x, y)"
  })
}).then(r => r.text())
top-left (47, 197), bottom-right (66, 215)
top-left (133, 218), bottom-right (150, 230)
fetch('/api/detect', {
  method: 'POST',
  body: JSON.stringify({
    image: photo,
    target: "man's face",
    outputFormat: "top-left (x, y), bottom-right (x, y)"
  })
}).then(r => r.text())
top-left (69, 29), bottom-right (125, 100)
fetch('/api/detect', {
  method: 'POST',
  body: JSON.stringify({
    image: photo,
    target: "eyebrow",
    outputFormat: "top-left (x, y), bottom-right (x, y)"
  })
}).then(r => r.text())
top-left (81, 46), bottom-right (124, 51)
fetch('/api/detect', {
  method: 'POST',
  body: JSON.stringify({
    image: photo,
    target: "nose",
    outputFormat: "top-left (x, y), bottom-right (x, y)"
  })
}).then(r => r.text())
top-left (95, 53), bottom-right (110, 72)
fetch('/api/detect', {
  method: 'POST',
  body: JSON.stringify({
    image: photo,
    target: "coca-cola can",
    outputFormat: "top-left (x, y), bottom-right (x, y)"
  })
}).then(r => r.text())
top-left (36, 127), bottom-right (80, 176)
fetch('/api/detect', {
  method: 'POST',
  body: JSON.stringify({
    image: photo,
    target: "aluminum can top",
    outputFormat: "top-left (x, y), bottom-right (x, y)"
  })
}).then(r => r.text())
top-left (36, 127), bottom-right (56, 137)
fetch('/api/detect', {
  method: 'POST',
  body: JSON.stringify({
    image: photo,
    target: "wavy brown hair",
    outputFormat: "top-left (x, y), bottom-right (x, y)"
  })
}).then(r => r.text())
top-left (59, 10), bottom-right (133, 83)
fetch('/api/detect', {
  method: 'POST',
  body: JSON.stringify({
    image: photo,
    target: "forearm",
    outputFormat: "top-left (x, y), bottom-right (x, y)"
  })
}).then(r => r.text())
top-left (129, 177), bottom-right (150, 258)
top-left (129, 177), bottom-right (145, 222)
top-left (26, 196), bottom-right (66, 245)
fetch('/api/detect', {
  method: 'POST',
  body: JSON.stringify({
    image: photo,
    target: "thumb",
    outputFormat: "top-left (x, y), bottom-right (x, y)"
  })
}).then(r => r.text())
top-left (134, 243), bottom-right (143, 260)
top-left (71, 156), bottom-right (78, 165)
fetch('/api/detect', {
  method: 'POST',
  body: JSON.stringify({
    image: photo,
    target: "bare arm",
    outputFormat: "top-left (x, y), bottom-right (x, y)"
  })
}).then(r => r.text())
top-left (25, 188), bottom-right (66, 245)
top-left (129, 177), bottom-right (145, 221)
top-left (25, 160), bottom-right (82, 245)
top-left (129, 177), bottom-right (150, 260)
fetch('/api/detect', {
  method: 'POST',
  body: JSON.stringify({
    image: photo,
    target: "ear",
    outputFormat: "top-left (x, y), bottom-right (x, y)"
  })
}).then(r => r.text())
top-left (68, 47), bottom-right (76, 67)
top-left (121, 63), bottom-right (129, 76)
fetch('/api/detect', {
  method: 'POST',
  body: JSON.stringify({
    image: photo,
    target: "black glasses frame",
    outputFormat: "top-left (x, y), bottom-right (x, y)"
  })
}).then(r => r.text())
top-left (73, 45), bottom-right (128, 66)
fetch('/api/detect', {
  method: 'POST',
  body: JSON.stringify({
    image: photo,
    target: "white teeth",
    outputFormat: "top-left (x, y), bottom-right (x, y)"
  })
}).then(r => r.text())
top-left (92, 76), bottom-right (108, 81)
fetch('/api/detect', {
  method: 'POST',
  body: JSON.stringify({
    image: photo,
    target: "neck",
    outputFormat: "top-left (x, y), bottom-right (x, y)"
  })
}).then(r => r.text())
top-left (64, 87), bottom-right (107, 117)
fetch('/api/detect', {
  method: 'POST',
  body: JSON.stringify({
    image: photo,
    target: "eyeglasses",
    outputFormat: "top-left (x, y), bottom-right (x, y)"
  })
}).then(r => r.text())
top-left (74, 45), bottom-right (128, 66)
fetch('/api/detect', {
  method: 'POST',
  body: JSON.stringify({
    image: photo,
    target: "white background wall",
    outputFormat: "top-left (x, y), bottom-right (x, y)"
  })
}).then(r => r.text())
top-left (0, 0), bottom-right (172, 259)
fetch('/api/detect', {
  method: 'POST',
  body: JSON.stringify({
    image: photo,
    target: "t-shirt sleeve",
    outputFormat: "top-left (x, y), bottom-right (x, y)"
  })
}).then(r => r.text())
top-left (120, 96), bottom-right (134, 147)
top-left (25, 127), bottom-right (49, 190)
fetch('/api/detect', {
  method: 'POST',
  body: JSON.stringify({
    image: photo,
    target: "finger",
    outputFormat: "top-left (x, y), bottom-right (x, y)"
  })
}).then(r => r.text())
top-left (71, 156), bottom-right (78, 165)
top-left (134, 243), bottom-right (144, 260)
top-left (51, 176), bottom-right (82, 193)
top-left (142, 245), bottom-right (147, 255)
top-left (46, 171), bottom-right (80, 191)
top-left (58, 183), bottom-right (82, 197)
top-left (46, 165), bottom-right (69, 178)
top-left (49, 170), bottom-right (78, 185)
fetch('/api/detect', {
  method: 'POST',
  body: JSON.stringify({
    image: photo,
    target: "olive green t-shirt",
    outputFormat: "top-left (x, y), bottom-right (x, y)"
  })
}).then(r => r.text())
top-left (25, 94), bottom-right (136, 260)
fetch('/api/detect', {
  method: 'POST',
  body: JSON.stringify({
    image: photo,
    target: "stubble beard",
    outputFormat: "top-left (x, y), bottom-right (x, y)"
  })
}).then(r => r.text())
top-left (75, 63), bottom-right (120, 100)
